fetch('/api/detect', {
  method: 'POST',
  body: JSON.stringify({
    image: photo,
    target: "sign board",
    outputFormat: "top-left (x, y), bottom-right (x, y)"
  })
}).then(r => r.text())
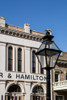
top-left (0, 72), bottom-right (46, 83)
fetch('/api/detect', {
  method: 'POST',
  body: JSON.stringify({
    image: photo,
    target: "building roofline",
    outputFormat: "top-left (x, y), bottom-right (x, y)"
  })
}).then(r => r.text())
top-left (6, 24), bottom-right (45, 35)
top-left (0, 26), bottom-right (43, 42)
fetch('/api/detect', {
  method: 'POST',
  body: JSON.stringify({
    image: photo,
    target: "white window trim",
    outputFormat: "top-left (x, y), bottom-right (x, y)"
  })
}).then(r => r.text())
top-left (7, 45), bottom-right (14, 71)
top-left (55, 71), bottom-right (60, 82)
top-left (31, 49), bottom-right (37, 73)
top-left (16, 47), bottom-right (23, 72)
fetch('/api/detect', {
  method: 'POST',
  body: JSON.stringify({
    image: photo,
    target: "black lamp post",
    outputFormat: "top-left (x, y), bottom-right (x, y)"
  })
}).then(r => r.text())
top-left (35, 29), bottom-right (62, 100)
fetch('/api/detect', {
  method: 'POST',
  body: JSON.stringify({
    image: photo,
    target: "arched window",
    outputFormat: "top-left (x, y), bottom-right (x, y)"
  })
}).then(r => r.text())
top-left (8, 46), bottom-right (13, 71)
top-left (32, 50), bottom-right (36, 73)
top-left (32, 85), bottom-right (44, 94)
top-left (8, 84), bottom-right (21, 92)
top-left (18, 48), bottom-right (22, 72)
top-left (32, 85), bottom-right (44, 100)
top-left (7, 84), bottom-right (21, 100)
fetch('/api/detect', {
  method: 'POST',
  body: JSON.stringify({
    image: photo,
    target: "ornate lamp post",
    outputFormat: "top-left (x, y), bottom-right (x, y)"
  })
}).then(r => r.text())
top-left (35, 30), bottom-right (62, 100)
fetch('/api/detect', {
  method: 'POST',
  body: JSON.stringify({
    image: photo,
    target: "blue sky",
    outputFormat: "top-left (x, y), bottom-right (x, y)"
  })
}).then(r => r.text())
top-left (0, 0), bottom-right (67, 52)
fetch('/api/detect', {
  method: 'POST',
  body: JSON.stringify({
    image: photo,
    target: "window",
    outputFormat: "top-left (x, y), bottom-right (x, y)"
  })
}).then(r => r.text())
top-left (66, 72), bottom-right (67, 80)
top-left (32, 85), bottom-right (44, 94)
top-left (40, 56), bottom-right (44, 74)
top-left (32, 50), bottom-right (36, 73)
top-left (55, 73), bottom-right (59, 82)
top-left (1, 95), bottom-right (3, 100)
top-left (8, 46), bottom-right (13, 71)
top-left (8, 84), bottom-right (21, 92)
top-left (56, 96), bottom-right (64, 100)
top-left (18, 48), bottom-right (22, 72)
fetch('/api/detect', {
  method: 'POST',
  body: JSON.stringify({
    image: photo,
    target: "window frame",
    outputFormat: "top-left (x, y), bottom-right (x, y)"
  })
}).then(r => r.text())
top-left (66, 72), bottom-right (67, 80)
top-left (32, 50), bottom-right (36, 73)
top-left (17, 48), bottom-right (22, 72)
top-left (55, 72), bottom-right (59, 82)
top-left (56, 95), bottom-right (64, 100)
top-left (8, 46), bottom-right (13, 71)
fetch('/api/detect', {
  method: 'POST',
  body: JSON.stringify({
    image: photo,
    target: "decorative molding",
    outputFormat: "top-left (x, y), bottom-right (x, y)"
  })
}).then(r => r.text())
top-left (57, 59), bottom-right (67, 65)
top-left (0, 26), bottom-right (43, 42)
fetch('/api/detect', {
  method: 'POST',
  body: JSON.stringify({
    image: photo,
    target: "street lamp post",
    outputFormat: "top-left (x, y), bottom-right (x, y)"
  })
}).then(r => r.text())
top-left (35, 30), bottom-right (62, 100)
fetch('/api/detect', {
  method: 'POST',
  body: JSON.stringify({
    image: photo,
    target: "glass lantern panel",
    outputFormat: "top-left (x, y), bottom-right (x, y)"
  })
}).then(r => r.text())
top-left (37, 41), bottom-right (46, 53)
top-left (50, 42), bottom-right (60, 50)
top-left (40, 56), bottom-right (44, 73)
top-left (50, 54), bottom-right (59, 67)
top-left (45, 41), bottom-right (60, 50)
top-left (46, 56), bottom-right (50, 67)
top-left (36, 41), bottom-right (60, 56)
top-left (46, 49), bottom-right (60, 56)
top-left (46, 54), bottom-right (59, 68)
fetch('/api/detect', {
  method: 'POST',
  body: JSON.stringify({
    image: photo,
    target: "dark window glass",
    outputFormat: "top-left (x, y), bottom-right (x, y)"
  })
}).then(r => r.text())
top-left (32, 50), bottom-right (36, 73)
top-left (32, 86), bottom-right (44, 100)
top-left (55, 73), bottom-right (58, 82)
top-left (8, 96), bottom-right (10, 100)
top-left (18, 48), bottom-right (22, 72)
top-left (15, 97), bottom-right (17, 100)
top-left (56, 96), bottom-right (63, 100)
top-left (8, 46), bottom-right (13, 71)
top-left (19, 97), bottom-right (20, 100)
top-left (8, 84), bottom-right (21, 92)
top-left (1, 95), bottom-right (3, 100)
top-left (32, 85), bottom-right (44, 94)
top-left (40, 56), bottom-right (44, 74)
top-left (66, 73), bottom-right (67, 80)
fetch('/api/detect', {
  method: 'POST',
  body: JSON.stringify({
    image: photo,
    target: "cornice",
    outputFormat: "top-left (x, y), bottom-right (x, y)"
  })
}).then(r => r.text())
top-left (57, 59), bottom-right (67, 65)
top-left (0, 26), bottom-right (43, 42)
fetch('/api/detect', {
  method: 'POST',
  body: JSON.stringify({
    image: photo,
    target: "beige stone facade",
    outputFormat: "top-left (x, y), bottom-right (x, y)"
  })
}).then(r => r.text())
top-left (0, 16), bottom-right (47, 100)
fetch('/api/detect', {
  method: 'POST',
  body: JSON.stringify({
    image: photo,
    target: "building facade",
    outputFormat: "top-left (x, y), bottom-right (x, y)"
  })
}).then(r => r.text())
top-left (0, 17), bottom-right (47, 100)
top-left (53, 52), bottom-right (67, 100)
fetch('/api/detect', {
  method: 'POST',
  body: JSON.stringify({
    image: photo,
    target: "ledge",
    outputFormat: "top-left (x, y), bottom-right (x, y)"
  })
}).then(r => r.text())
top-left (0, 26), bottom-right (43, 42)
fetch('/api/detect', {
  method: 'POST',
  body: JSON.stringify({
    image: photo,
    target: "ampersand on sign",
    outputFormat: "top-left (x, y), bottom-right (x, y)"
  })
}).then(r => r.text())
top-left (8, 73), bottom-right (12, 78)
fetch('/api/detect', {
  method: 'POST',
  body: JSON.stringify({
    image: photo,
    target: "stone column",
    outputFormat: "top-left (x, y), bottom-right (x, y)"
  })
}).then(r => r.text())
top-left (0, 81), bottom-right (5, 100)
top-left (22, 47), bottom-right (25, 72)
top-left (13, 47), bottom-right (15, 71)
top-left (25, 47), bottom-right (30, 74)
top-left (25, 83), bottom-right (30, 100)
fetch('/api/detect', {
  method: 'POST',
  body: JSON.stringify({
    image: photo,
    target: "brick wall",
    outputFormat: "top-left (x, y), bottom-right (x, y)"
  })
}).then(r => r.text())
top-left (53, 52), bottom-right (67, 100)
